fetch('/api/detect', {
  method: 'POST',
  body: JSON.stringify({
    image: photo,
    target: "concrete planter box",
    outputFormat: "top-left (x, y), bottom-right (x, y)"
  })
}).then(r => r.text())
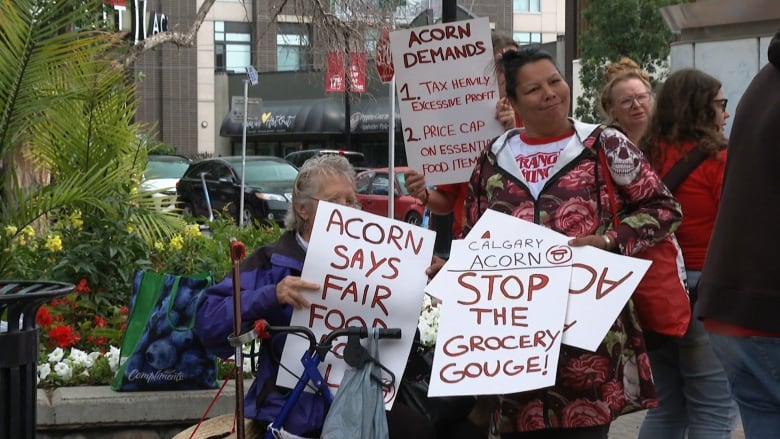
top-left (36, 380), bottom-right (252, 439)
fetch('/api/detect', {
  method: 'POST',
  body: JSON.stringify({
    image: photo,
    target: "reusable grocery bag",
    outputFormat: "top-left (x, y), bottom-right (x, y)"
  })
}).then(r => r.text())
top-left (111, 269), bottom-right (217, 391)
top-left (321, 329), bottom-right (389, 439)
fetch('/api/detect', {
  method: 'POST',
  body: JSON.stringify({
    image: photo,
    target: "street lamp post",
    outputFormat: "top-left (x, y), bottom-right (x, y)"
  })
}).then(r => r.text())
top-left (239, 65), bottom-right (259, 228)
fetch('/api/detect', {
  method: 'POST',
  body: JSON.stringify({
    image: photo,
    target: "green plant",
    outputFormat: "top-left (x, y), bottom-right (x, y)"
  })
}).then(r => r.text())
top-left (574, 0), bottom-right (684, 122)
top-left (149, 216), bottom-right (284, 279)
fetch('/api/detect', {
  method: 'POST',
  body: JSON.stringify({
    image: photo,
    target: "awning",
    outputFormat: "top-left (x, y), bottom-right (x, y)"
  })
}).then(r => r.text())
top-left (219, 97), bottom-right (401, 138)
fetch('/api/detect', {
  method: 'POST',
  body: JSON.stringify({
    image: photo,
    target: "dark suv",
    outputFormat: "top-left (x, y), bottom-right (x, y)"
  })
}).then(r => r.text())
top-left (284, 149), bottom-right (368, 172)
top-left (176, 156), bottom-right (298, 226)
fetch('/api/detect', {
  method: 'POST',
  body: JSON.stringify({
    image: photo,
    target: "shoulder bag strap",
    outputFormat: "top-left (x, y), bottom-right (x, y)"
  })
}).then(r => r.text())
top-left (660, 147), bottom-right (709, 192)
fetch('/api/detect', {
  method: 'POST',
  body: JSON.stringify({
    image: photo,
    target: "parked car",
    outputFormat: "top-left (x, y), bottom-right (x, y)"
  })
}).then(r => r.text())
top-left (141, 154), bottom-right (191, 211)
top-left (355, 166), bottom-right (425, 225)
top-left (176, 156), bottom-right (298, 226)
top-left (284, 149), bottom-right (369, 173)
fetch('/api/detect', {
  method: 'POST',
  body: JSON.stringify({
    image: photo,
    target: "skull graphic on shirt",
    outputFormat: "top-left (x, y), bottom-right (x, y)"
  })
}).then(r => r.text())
top-left (605, 136), bottom-right (642, 185)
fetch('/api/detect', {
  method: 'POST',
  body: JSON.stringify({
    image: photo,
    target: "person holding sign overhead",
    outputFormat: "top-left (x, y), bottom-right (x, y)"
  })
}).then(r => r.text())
top-left (405, 32), bottom-right (522, 241)
top-left (195, 155), bottom-right (437, 439)
top-left (463, 46), bottom-right (683, 438)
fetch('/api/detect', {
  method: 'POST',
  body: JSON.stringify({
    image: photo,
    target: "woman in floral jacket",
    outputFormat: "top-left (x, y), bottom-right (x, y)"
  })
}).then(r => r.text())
top-left (464, 47), bottom-right (682, 438)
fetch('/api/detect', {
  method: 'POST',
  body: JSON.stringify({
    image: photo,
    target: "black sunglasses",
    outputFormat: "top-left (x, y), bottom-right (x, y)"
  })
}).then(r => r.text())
top-left (713, 98), bottom-right (728, 111)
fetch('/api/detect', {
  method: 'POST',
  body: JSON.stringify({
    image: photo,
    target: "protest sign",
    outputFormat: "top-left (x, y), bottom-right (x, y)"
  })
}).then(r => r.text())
top-left (426, 209), bottom-right (651, 351)
top-left (278, 201), bottom-right (435, 408)
top-left (565, 246), bottom-right (651, 351)
top-left (389, 16), bottom-right (506, 186)
top-left (427, 237), bottom-right (572, 396)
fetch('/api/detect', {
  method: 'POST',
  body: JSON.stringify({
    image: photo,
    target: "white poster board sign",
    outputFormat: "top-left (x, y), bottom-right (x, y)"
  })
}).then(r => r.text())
top-left (278, 202), bottom-right (436, 408)
top-left (389, 17), bottom-right (506, 186)
top-left (426, 209), bottom-right (650, 352)
top-left (428, 237), bottom-right (572, 396)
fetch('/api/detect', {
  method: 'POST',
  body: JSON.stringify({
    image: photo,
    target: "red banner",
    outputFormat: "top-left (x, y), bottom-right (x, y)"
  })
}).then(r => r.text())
top-left (325, 52), bottom-right (367, 93)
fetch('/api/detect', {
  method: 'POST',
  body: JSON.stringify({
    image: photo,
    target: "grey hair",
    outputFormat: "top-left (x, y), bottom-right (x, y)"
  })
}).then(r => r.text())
top-left (284, 154), bottom-right (357, 231)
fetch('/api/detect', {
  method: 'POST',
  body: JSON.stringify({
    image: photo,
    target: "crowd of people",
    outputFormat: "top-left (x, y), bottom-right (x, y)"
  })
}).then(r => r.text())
top-left (185, 28), bottom-right (780, 439)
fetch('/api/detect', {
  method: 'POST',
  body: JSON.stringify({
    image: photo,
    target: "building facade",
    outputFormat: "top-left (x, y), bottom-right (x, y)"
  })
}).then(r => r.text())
top-left (106, 0), bottom-right (568, 160)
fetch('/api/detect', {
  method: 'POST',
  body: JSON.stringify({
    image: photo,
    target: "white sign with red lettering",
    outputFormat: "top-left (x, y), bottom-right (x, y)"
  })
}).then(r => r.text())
top-left (279, 201), bottom-right (435, 408)
top-left (428, 236), bottom-right (571, 396)
top-left (389, 17), bottom-right (505, 186)
top-left (426, 209), bottom-right (651, 353)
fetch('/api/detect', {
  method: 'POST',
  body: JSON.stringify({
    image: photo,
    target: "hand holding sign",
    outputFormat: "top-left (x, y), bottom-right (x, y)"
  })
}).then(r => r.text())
top-left (279, 201), bottom-right (435, 408)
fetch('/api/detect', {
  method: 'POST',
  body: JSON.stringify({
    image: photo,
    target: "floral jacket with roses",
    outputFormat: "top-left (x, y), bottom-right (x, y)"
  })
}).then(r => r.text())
top-left (464, 120), bottom-right (682, 433)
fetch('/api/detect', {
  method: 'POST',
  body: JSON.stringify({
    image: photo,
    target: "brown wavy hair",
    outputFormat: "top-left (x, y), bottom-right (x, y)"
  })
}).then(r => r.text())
top-left (639, 68), bottom-right (727, 170)
top-left (599, 57), bottom-right (652, 122)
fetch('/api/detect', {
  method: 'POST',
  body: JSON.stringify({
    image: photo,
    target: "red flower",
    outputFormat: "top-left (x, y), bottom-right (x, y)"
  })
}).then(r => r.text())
top-left (75, 278), bottom-right (91, 294)
top-left (561, 354), bottom-right (610, 391)
top-left (600, 380), bottom-right (626, 411)
top-left (48, 325), bottom-right (80, 348)
top-left (561, 399), bottom-right (611, 428)
top-left (636, 352), bottom-right (653, 381)
top-left (49, 297), bottom-right (69, 307)
top-left (36, 307), bottom-right (53, 328)
top-left (119, 305), bottom-right (129, 316)
top-left (554, 197), bottom-right (598, 237)
top-left (516, 400), bottom-right (545, 432)
top-left (94, 315), bottom-right (107, 328)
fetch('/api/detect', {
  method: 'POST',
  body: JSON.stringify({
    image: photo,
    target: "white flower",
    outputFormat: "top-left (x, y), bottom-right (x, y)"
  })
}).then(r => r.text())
top-left (418, 295), bottom-right (441, 348)
top-left (54, 362), bottom-right (72, 381)
top-left (69, 347), bottom-right (93, 368)
top-left (48, 347), bottom-right (65, 363)
top-left (106, 346), bottom-right (121, 372)
top-left (38, 363), bottom-right (51, 381)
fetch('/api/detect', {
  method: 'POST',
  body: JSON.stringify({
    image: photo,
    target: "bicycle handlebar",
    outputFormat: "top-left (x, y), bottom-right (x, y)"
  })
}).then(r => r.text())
top-left (254, 319), bottom-right (401, 348)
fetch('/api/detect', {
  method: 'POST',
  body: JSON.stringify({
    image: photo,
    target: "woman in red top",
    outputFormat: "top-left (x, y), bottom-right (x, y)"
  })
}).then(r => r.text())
top-left (637, 68), bottom-right (738, 439)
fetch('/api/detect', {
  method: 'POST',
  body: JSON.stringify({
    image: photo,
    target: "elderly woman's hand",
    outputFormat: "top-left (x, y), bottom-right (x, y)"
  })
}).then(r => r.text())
top-left (275, 275), bottom-right (320, 309)
top-left (426, 255), bottom-right (446, 279)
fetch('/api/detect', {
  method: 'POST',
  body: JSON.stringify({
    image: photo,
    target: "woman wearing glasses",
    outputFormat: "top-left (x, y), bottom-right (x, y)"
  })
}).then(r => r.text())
top-left (599, 57), bottom-right (654, 145)
top-left (464, 46), bottom-right (683, 439)
top-left (194, 154), bottom-right (438, 438)
top-left (637, 68), bottom-right (738, 439)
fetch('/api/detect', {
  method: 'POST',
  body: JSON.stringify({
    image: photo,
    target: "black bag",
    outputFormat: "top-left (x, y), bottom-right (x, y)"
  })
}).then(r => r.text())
top-left (397, 343), bottom-right (476, 430)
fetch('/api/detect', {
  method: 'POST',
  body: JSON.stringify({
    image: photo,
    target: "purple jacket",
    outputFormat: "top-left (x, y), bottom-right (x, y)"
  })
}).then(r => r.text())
top-left (196, 231), bottom-right (327, 435)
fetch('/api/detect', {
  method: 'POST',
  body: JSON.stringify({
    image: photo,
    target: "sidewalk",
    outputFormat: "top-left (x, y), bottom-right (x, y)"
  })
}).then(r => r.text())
top-left (609, 411), bottom-right (745, 439)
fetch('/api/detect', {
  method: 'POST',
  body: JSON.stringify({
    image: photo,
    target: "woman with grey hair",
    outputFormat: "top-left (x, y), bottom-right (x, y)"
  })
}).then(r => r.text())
top-left (195, 154), bottom-right (437, 438)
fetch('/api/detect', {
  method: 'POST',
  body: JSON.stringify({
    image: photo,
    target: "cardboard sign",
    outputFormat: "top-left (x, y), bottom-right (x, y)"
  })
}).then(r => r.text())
top-left (427, 209), bottom-right (651, 352)
top-left (428, 237), bottom-right (571, 396)
top-left (389, 17), bottom-right (505, 185)
top-left (278, 201), bottom-right (435, 408)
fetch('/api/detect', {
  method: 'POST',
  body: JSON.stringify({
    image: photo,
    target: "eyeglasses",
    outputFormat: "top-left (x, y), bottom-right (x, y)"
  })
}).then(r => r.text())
top-left (713, 98), bottom-right (728, 111)
top-left (617, 92), bottom-right (653, 109)
top-left (311, 195), bottom-right (361, 209)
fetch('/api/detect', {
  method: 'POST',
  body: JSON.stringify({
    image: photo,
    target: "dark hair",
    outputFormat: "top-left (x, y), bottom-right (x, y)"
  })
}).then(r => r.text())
top-left (501, 46), bottom-right (558, 100)
top-left (639, 68), bottom-right (727, 169)
top-left (490, 32), bottom-right (519, 78)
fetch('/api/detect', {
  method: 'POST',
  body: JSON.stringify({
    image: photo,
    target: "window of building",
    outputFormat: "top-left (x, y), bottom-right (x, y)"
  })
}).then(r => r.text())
top-left (513, 31), bottom-right (542, 46)
top-left (215, 21), bottom-right (251, 73)
top-left (513, 0), bottom-right (541, 13)
top-left (277, 23), bottom-right (310, 71)
top-left (277, 34), bottom-right (308, 71)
